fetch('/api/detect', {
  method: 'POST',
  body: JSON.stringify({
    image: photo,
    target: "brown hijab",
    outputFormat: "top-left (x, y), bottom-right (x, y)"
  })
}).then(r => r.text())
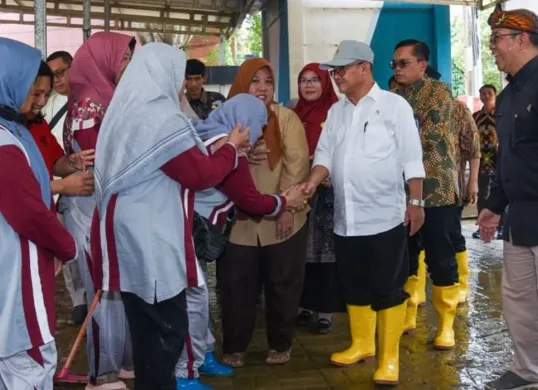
top-left (228, 58), bottom-right (282, 170)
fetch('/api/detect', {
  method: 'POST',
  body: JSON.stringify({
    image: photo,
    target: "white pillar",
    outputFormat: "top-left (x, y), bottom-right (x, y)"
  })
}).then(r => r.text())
top-left (34, 0), bottom-right (47, 58)
top-left (83, 0), bottom-right (91, 41)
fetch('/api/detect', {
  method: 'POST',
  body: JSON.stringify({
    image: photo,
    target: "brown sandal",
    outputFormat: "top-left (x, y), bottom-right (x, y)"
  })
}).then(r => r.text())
top-left (221, 353), bottom-right (245, 368)
top-left (265, 349), bottom-right (291, 365)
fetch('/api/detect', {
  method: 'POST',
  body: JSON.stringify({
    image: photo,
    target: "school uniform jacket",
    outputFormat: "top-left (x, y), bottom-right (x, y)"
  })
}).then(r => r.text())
top-left (0, 126), bottom-right (76, 358)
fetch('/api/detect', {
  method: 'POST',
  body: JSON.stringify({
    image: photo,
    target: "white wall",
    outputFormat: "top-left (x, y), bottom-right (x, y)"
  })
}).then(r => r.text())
top-left (287, 0), bottom-right (384, 99)
top-left (505, 0), bottom-right (538, 13)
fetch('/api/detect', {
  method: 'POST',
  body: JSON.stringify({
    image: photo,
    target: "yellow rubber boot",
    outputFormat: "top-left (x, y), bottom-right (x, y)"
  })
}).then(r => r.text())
top-left (417, 250), bottom-right (427, 307)
top-left (373, 302), bottom-right (407, 386)
top-left (456, 250), bottom-right (469, 304)
top-left (402, 276), bottom-right (419, 336)
top-left (330, 305), bottom-right (376, 366)
top-left (432, 284), bottom-right (460, 350)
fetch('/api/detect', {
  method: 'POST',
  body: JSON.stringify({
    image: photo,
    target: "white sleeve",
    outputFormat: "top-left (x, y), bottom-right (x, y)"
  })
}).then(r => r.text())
top-left (395, 98), bottom-right (426, 181)
top-left (312, 106), bottom-right (335, 173)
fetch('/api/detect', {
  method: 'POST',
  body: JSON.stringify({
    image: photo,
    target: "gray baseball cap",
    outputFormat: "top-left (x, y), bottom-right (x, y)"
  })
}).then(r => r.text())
top-left (320, 40), bottom-right (374, 70)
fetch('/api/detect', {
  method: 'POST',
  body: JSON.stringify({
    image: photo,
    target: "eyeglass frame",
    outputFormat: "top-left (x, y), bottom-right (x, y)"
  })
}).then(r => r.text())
top-left (389, 59), bottom-right (423, 70)
top-left (328, 61), bottom-right (367, 78)
top-left (489, 32), bottom-right (521, 44)
top-left (53, 66), bottom-right (70, 79)
top-left (298, 77), bottom-right (322, 86)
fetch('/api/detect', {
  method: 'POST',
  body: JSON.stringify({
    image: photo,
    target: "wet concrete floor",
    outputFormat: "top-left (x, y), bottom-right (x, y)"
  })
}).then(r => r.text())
top-left (54, 221), bottom-right (514, 390)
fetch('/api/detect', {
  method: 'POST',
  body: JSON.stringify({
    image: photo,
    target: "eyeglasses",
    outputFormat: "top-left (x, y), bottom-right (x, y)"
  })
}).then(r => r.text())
top-left (299, 77), bottom-right (321, 86)
top-left (53, 67), bottom-right (70, 79)
top-left (489, 32), bottom-right (521, 44)
top-left (389, 59), bottom-right (421, 70)
top-left (328, 61), bottom-right (365, 78)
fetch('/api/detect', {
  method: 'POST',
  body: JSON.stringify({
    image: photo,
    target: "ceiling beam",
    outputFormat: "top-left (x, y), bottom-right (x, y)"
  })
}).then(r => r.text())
top-left (0, 2), bottom-right (230, 30)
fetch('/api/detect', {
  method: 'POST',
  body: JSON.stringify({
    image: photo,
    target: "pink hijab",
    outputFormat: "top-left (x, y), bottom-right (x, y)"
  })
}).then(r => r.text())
top-left (64, 32), bottom-right (135, 153)
top-left (68, 32), bottom-right (135, 111)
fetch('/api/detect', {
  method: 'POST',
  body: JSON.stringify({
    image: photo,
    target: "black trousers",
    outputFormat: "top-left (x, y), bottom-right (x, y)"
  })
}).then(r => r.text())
top-left (408, 205), bottom-right (459, 286)
top-left (218, 224), bottom-right (308, 354)
top-left (334, 223), bottom-right (409, 311)
top-left (122, 291), bottom-right (188, 390)
top-left (451, 205), bottom-right (466, 253)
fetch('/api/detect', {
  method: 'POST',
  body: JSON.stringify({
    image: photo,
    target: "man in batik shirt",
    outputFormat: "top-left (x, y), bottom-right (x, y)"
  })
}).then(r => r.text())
top-left (185, 59), bottom-right (226, 120)
top-left (472, 84), bottom-right (503, 239)
top-left (391, 39), bottom-right (461, 351)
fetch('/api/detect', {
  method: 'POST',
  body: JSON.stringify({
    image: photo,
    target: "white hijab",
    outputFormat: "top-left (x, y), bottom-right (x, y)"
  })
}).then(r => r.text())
top-left (94, 42), bottom-right (206, 209)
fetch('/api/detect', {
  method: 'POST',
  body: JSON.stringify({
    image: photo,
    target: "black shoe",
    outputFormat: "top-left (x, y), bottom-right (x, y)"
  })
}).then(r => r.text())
top-left (485, 371), bottom-right (538, 390)
top-left (310, 318), bottom-right (332, 334)
top-left (70, 304), bottom-right (88, 325)
top-left (296, 310), bottom-right (314, 326)
top-left (472, 229), bottom-right (481, 239)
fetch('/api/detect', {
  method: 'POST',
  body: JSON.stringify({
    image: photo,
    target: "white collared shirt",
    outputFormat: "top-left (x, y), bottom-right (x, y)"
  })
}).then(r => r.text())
top-left (313, 83), bottom-right (425, 237)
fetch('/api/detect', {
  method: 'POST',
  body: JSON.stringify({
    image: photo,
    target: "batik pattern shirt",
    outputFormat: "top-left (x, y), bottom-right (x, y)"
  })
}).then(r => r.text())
top-left (472, 109), bottom-right (498, 176)
top-left (187, 89), bottom-right (226, 120)
top-left (395, 77), bottom-right (459, 207)
top-left (455, 101), bottom-right (481, 203)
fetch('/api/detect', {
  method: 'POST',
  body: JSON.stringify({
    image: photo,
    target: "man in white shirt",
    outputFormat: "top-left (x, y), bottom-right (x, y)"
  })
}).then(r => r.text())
top-left (43, 51), bottom-right (71, 148)
top-left (300, 40), bottom-right (425, 386)
top-left (43, 51), bottom-right (88, 325)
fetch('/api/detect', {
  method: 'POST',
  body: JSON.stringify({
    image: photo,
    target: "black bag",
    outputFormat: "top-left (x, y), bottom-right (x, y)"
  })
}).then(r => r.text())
top-left (192, 211), bottom-right (232, 263)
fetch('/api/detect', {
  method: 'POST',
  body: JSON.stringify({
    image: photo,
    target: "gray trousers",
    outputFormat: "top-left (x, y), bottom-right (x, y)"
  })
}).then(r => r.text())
top-left (175, 261), bottom-right (215, 379)
top-left (63, 210), bottom-right (133, 384)
top-left (503, 237), bottom-right (538, 382)
top-left (57, 213), bottom-right (86, 307)
top-left (0, 342), bottom-right (56, 390)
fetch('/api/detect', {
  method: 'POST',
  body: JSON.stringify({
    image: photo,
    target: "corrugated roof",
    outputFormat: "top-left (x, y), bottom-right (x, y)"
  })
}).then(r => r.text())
top-left (0, 0), bottom-right (268, 37)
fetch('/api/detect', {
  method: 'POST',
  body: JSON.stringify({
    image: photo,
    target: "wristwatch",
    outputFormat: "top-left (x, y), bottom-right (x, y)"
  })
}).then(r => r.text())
top-left (409, 198), bottom-right (425, 207)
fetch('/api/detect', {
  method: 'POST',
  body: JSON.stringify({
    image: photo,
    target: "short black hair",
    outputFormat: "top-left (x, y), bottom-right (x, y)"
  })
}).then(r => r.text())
top-left (37, 60), bottom-right (54, 88)
top-left (46, 50), bottom-right (73, 65)
top-left (479, 84), bottom-right (497, 94)
top-left (395, 39), bottom-right (430, 62)
top-left (186, 59), bottom-right (206, 76)
top-left (425, 65), bottom-right (441, 80)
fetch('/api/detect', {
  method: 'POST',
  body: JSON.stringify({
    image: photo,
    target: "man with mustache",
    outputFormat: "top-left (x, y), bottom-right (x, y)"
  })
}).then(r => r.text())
top-left (478, 6), bottom-right (538, 390)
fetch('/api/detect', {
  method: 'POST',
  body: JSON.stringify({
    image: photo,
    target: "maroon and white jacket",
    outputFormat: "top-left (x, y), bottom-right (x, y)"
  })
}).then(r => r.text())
top-left (0, 129), bottom-right (76, 358)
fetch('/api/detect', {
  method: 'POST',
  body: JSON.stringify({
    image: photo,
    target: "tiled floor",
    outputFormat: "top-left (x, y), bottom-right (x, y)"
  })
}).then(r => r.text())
top-left (55, 221), bottom-right (512, 390)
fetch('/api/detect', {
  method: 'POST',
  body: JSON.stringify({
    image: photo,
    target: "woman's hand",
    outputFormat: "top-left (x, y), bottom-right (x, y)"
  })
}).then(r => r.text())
top-left (281, 185), bottom-right (308, 210)
top-left (68, 149), bottom-right (95, 171)
top-left (247, 140), bottom-right (270, 165)
top-left (276, 211), bottom-right (294, 240)
top-left (227, 124), bottom-right (250, 149)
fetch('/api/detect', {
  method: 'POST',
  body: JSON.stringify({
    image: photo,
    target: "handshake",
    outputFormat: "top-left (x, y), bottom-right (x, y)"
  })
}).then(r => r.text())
top-left (279, 181), bottom-right (318, 212)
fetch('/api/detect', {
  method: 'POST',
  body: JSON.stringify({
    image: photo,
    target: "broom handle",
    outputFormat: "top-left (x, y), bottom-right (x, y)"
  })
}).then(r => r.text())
top-left (62, 289), bottom-right (103, 371)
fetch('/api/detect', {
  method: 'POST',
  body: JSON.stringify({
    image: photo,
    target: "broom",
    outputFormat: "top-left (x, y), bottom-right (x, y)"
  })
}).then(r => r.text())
top-left (54, 289), bottom-right (102, 384)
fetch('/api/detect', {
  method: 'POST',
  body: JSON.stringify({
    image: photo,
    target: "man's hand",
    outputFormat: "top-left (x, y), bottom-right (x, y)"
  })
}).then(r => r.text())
top-left (466, 178), bottom-right (479, 204)
top-left (247, 140), bottom-right (270, 165)
top-left (404, 204), bottom-right (425, 236)
top-left (60, 171), bottom-right (94, 196)
top-left (477, 209), bottom-right (501, 243)
top-left (276, 211), bottom-right (294, 240)
top-left (296, 181), bottom-right (317, 197)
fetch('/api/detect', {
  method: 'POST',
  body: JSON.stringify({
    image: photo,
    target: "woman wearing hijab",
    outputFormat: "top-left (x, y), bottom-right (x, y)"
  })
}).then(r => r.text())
top-left (60, 31), bottom-right (137, 390)
top-left (0, 38), bottom-right (77, 390)
top-left (218, 58), bottom-right (310, 367)
top-left (293, 63), bottom-right (345, 334)
top-left (92, 42), bottom-right (250, 390)
top-left (175, 93), bottom-right (306, 389)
